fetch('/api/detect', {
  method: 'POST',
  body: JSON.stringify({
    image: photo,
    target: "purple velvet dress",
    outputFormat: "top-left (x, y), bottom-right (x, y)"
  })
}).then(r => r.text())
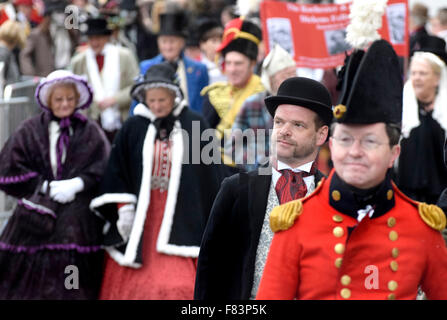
top-left (0, 111), bottom-right (110, 299)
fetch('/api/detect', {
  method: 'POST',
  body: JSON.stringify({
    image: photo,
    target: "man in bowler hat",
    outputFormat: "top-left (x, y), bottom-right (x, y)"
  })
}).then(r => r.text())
top-left (194, 76), bottom-right (333, 300)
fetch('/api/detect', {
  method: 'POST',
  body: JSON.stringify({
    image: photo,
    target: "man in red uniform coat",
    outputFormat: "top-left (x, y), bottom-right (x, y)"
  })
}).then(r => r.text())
top-left (256, 39), bottom-right (447, 300)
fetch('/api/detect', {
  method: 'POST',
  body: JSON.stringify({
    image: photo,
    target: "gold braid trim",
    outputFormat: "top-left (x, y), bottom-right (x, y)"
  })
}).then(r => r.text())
top-left (270, 200), bottom-right (303, 233)
top-left (222, 27), bottom-right (261, 45)
top-left (418, 203), bottom-right (446, 231)
top-left (206, 85), bottom-right (233, 122)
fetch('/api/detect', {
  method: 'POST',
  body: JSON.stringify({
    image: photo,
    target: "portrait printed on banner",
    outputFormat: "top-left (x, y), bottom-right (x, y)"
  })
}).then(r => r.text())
top-left (324, 29), bottom-right (351, 55)
top-left (267, 18), bottom-right (295, 57)
top-left (387, 3), bottom-right (406, 44)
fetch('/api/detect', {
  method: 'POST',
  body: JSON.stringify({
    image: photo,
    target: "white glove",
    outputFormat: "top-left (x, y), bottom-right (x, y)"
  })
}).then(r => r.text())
top-left (40, 180), bottom-right (49, 194)
top-left (100, 107), bottom-right (122, 132)
top-left (116, 204), bottom-right (136, 241)
top-left (49, 177), bottom-right (84, 204)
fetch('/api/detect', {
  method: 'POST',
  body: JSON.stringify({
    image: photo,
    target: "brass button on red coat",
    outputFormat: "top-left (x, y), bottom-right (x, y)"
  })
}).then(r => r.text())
top-left (340, 288), bottom-right (351, 299)
top-left (340, 275), bottom-right (351, 286)
top-left (334, 258), bottom-right (343, 268)
top-left (333, 226), bottom-right (344, 238)
top-left (332, 214), bottom-right (343, 223)
top-left (334, 243), bottom-right (345, 255)
top-left (387, 217), bottom-right (396, 228)
top-left (389, 231), bottom-right (398, 241)
top-left (391, 248), bottom-right (399, 258)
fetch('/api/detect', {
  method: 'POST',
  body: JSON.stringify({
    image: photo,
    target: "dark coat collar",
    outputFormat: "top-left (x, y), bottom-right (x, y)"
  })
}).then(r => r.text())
top-left (329, 171), bottom-right (395, 220)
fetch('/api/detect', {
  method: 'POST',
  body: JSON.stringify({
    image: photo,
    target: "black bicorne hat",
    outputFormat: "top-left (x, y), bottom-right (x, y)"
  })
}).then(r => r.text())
top-left (158, 12), bottom-right (188, 38)
top-left (264, 77), bottom-right (333, 126)
top-left (84, 17), bottom-right (112, 36)
top-left (333, 39), bottom-right (402, 126)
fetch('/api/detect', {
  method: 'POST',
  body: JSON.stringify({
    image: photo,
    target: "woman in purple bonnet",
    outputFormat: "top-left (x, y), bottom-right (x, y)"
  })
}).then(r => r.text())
top-left (0, 70), bottom-right (110, 299)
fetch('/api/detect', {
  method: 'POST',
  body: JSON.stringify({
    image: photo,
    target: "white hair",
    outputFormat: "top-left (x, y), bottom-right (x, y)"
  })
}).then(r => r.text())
top-left (411, 51), bottom-right (446, 76)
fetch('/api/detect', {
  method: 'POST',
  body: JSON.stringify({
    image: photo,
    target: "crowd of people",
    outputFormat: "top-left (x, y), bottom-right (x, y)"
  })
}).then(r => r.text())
top-left (0, 0), bottom-right (446, 300)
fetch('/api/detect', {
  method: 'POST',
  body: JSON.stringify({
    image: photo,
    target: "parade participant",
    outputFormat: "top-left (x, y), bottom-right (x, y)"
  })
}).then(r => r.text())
top-left (0, 70), bottom-right (110, 299)
top-left (132, 11), bottom-right (209, 114)
top-left (196, 17), bottom-right (226, 84)
top-left (201, 17), bottom-right (264, 140)
top-left (397, 37), bottom-right (447, 204)
top-left (226, 44), bottom-right (297, 172)
top-left (256, 39), bottom-right (447, 300)
top-left (195, 76), bottom-right (332, 300)
top-left (430, 8), bottom-right (447, 48)
top-left (0, 20), bottom-right (25, 84)
top-left (69, 16), bottom-right (139, 142)
top-left (409, 2), bottom-right (429, 53)
top-left (90, 62), bottom-right (222, 300)
top-left (20, 1), bottom-right (76, 77)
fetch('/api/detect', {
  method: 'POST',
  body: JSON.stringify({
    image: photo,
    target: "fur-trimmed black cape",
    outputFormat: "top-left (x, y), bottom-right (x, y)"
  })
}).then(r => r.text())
top-left (90, 103), bottom-right (223, 267)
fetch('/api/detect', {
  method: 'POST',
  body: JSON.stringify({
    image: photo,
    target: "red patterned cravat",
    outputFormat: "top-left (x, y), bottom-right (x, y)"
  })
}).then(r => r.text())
top-left (275, 162), bottom-right (317, 204)
top-left (96, 53), bottom-right (104, 72)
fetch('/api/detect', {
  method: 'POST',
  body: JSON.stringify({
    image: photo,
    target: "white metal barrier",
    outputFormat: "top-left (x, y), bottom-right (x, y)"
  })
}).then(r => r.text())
top-left (0, 78), bottom-right (41, 232)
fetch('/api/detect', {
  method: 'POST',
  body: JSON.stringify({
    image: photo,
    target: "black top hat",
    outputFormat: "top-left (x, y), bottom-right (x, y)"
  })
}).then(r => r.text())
top-left (85, 17), bottom-right (112, 36)
top-left (158, 12), bottom-right (188, 38)
top-left (264, 77), bottom-right (333, 125)
top-left (411, 34), bottom-right (447, 65)
top-left (334, 40), bottom-right (402, 125)
top-left (131, 62), bottom-right (182, 102)
top-left (217, 17), bottom-right (261, 61)
top-left (43, 0), bottom-right (67, 16)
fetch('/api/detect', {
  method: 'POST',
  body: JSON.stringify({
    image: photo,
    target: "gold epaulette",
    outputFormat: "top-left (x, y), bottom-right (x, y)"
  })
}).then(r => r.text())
top-left (270, 200), bottom-right (303, 232)
top-left (393, 183), bottom-right (446, 231)
top-left (418, 203), bottom-right (446, 231)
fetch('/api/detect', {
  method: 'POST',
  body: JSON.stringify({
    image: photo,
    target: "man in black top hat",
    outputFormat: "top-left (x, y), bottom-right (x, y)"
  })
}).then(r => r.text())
top-left (195, 77), bottom-right (333, 300)
top-left (133, 11), bottom-right (209, 114)
top-left (256, 39), bottom-right (447, 300)
top-left (69, 16), bottom-right (139, 142)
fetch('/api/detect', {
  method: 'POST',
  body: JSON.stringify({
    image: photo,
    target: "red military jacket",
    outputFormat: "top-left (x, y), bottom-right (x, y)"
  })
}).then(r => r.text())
top-left (256, 170), bottom-right (447, 300)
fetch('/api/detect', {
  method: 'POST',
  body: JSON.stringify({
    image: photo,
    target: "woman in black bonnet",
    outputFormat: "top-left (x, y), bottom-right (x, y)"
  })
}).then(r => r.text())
top-left (91, 61), bottom-right (222, 299)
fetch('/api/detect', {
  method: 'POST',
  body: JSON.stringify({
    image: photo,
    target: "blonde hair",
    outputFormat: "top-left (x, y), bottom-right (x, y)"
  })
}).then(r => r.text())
top-left (411, 51), bottom-right (445, 77)
top-left (0, 20), bottom-right (26, 48)
top-left (47, 83), bottom-right (80, 107)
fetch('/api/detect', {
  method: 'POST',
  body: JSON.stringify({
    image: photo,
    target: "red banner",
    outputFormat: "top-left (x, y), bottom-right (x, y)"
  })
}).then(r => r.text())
top-left (260, 0), bottom-right (408, 69)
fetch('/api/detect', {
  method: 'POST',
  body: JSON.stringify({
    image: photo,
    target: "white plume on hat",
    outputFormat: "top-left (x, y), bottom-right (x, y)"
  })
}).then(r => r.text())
top-left (346, 0), bottom-right (388, 50)
top-left (236, 0), bottom-right (262, 16)
top-left (261, 44), bottom-right (296, 94)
